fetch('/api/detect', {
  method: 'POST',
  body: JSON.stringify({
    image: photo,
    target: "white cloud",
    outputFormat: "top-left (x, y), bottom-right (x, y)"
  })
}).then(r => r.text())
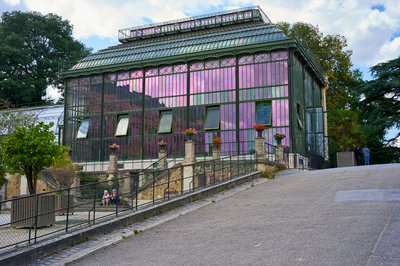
top-left (16, 0), bottom-right (400, 69)
top-left (3, 0), bottom-right (21, 6)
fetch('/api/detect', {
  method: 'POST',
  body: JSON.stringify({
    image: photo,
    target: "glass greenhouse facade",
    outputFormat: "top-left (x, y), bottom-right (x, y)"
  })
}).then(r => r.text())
top-left (62, 6), bottom-right (327, 166)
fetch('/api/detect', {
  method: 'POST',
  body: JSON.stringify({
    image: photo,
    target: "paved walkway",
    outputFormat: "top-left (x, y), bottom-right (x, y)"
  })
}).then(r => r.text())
top-left (33, 164), bottom-right (400, 266)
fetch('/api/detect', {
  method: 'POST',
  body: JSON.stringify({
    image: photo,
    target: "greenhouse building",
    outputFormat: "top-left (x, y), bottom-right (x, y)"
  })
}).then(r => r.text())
top-left (62, 6), bottom-right (328, 169)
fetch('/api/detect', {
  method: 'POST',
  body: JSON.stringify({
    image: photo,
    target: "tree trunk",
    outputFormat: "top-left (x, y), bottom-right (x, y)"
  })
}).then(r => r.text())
top-left (25, 166), bottom-right (36, 195)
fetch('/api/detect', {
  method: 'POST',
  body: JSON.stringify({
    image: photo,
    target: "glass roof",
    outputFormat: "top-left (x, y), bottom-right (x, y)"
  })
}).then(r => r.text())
top-left (70, 22), bottom-right (288, 71)
top-left (0, 105), bottom-right (64, 137)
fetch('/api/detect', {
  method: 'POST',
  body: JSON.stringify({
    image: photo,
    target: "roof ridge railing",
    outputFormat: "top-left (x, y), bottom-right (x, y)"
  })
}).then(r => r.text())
top-left (118, 6), bottom-right (270, 43)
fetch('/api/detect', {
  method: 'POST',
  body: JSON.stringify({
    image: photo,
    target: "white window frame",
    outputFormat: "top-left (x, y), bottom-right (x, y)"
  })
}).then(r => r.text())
top-left (115, 115), bottom-right (129, 136)
top-left (76, 119), bottom-right (89, 139)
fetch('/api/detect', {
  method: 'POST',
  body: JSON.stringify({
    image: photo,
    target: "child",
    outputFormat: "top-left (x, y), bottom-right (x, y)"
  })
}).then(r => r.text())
top-left (102, 190), bottom-right (110, 206)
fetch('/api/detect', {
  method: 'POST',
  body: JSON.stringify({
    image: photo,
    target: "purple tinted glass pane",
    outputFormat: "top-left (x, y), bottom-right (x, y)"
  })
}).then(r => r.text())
top-left (160, 66), bottom-right (173, 75)
top-left (254, 53), bottom-right (270, 63)
top-left (238, 55), bottom-right (254, 65)
top-left (282, 61), bottom-right (289, 84)
top-left (271, 51), bottom-right (288, 60)
top-left (117, 72), bottom-right (129, 80)
top-left (221, 104), bottom-right (236, 130)
top-left (129, 78), bottom-right (143, 93)
top-left (221, 58), bottom-right (236, 67)
top-left (131, 70), bottom-right (143, 78)
top-left (205, 60), bottom-right (219, 69)
top-left (191, 67), bottom-right (235, 93)
top-left (146, 68), bottom-right (158, 77)
top-left (266, 63), bottom-right (272, 86)
top-left (190, 62), bottom-right (204, 71)
top-left (174, 64), bottom-right (187, 73)
top-left (239, 102), bottom-right (255, 129)
top-left (272, 99), bottom-right (289, 127)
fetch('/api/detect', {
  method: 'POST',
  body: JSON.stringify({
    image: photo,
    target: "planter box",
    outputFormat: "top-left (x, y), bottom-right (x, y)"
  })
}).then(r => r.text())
top-left (56, 195), bottom-right (74, 215)
top-left (11, 194), bottom-right (56, 228)
top-left (337, 152), bottom-right (355, 167)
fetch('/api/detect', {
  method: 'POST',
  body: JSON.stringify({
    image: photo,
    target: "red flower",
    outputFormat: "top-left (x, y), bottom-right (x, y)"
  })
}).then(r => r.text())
top-left (253, 124), bottom-right (267, 131)
top-left (183, 128), bottom-right (197, 135)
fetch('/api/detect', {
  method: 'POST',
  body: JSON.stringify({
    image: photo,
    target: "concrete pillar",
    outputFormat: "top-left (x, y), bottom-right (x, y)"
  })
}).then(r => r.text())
top-left (255, 137), bottom-right (266, 171)
top-left (183, 140), bottom-right (196, 192)
top-left (183, 140), bottom-right (196, 164)
top-left (107, 154), bottom-right (118, 181)
top-left (158, 150), bottom-right (167, 169)
top-left (322, 78), bottom-right (329, 161)
top-left (212, 146), bottom-right (221, 160)
top-left (276, 144), bottom-right (285, 165)
top-left (71, 172), bottom-right (81, 196)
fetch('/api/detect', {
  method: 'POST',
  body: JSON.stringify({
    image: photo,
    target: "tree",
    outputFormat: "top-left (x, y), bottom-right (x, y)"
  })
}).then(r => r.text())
top-left (360, 56), bottom-right (400, 144)
top-left (0, 100), bottom-right (36, 189)
top-left (0, 11), bottom-right (91, 105)
top-left (0, 164), bottom-right (6, 190)
top-left (1, 122), bottom-right (67, 194)
top-left (50, 149), bottom-right (77, 189)
top-left (276, 22), bottom-right (365, 159)
top-left (276, 22), bottom-right (362, 109)
top-left (355, 56), bottom-right (400, 163)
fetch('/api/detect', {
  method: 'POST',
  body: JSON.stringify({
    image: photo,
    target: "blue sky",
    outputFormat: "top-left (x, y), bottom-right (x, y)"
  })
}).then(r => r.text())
top-left (1, 0), bottom-right (399, 142)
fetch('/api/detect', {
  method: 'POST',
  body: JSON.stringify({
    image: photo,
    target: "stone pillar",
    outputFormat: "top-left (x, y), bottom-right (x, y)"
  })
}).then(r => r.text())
top-left (71, 173), bottom-right (81, 196)
top-left (212, 146), bottom-right (221, 160)
top-left (158, 150), bottom-right (167, 169)
top-left (183, 140), bottom-right (196, 164)
top-left (276, 144), bottom-right (285, 165)
top-left (183, 140), bottom-right (196, 192)
top-left (107, 153), bottom-right (118, 181)
top-left (255, 137), bottom-right (266, 171)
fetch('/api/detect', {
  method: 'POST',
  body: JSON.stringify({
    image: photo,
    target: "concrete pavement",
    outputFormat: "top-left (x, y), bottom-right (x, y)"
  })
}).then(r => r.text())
top-left (39, 164), bottom-right (400, 266)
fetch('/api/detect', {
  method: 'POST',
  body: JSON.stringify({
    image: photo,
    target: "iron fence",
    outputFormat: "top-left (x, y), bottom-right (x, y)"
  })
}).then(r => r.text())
top-left (0, 153), bottom-right (256, 255)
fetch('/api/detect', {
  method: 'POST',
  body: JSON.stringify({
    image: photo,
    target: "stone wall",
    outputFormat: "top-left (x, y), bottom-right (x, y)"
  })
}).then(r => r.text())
top-left (138, 166), bottom-right (183, 201)
top-left (138, 159), bottom-right (254, 201)
top-left (6, 174), bottom-right (21, 200)
top-left (5, 174), bottom-right (56, 199)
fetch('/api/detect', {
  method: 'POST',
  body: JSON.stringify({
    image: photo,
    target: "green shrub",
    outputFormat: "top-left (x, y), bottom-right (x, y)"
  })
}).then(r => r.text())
top-left (261, 166), bottom-right (276, 179)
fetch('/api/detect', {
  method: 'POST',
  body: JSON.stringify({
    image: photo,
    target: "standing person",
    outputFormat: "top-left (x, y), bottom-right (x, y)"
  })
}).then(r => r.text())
top-left (354, 146), bottom-right (361, 166)
top-left (362, 145), bottom-right (370, 165)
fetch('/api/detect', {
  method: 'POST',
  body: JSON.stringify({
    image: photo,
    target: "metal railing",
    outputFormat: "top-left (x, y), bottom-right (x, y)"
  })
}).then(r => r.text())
top-left (0, 152), bottom-right (256, 255)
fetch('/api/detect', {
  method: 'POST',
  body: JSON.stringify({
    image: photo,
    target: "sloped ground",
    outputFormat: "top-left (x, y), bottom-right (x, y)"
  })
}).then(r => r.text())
top-left (69, 164), bottom-right (400, 266)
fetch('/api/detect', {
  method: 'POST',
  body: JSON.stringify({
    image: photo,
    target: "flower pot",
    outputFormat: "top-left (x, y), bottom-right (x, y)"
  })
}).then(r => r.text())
top-left (276, 138), bottom-right (282, 145)
top-left (256, 130), bottom-right (263, 138)
top-left (186, 134), bottom-right (194, 141)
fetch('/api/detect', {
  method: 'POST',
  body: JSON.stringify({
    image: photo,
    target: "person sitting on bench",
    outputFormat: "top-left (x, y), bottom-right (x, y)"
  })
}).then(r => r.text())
top-left (110, 188), bottom-right (120, 206)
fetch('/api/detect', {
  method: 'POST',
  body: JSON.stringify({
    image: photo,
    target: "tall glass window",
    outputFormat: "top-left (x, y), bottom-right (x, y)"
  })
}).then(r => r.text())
top-left (205, 106), bottom-right (220, 130)
top-left (255, 102), bottom-right (272, 125)
top-left (158, 111), bottom-right (173, 134)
